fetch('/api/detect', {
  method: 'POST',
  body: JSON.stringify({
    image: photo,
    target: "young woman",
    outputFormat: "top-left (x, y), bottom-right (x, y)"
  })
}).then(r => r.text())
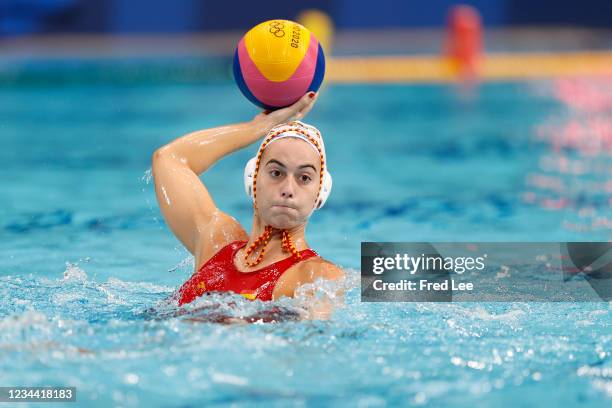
top-left (152, 92), bottom-right (345, 322)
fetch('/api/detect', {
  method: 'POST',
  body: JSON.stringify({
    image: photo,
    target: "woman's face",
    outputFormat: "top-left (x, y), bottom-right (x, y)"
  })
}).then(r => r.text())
top-left (255, 138), bottom-right (321, 229)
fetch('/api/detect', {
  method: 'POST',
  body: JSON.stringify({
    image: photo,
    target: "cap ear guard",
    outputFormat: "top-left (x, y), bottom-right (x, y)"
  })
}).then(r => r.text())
top-left (244, 156), bottom-right (257, 199)
top-left (315, 170), bottom-right (332, 209)
top-left (244, 157), bottom-right (332, 210)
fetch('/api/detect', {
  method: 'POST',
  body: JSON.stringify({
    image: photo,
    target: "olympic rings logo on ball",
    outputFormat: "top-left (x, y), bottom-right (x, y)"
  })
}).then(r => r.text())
top-left (268, 21), bottom-right (285, 37)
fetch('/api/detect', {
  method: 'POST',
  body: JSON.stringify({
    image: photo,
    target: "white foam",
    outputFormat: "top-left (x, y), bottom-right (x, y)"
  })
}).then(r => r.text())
top-left (209, 370), bottom-right (248, 386)
top-left (62, 262), bottom-right (88, 282)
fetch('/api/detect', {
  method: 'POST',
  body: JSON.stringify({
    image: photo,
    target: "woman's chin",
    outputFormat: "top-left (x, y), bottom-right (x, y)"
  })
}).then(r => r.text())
top-left (272, 221), bottom-right (295, 230)
top-left (267, 215), bottom-right (298, 230)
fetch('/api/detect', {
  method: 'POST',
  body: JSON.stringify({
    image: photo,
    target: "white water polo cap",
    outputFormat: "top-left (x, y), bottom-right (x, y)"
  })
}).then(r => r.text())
top-left (244, 120), bottom-right (332, 210)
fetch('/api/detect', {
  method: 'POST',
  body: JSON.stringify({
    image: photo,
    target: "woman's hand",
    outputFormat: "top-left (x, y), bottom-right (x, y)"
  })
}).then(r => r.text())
top-left (252, 91), bottom-right (319, 131)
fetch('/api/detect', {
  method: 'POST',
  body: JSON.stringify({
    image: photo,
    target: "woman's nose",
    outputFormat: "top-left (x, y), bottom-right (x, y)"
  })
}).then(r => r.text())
top-left (280, 177), bottom-right (295, 198)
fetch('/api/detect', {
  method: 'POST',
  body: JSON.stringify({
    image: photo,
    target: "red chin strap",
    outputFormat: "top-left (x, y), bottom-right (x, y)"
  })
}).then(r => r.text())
top-left (243, 225), bottom-right (302, 267)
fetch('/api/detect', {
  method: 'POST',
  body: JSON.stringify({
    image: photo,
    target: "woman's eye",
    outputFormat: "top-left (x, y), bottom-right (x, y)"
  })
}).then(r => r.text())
top-left (270, 170), bottom-right (281, 177)
top-left (300, 175), bottom-right (312, 183)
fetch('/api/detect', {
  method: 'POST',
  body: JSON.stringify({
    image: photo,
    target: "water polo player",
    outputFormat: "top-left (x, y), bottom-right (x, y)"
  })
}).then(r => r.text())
top-left (152, 92), bottom-right (345, 321)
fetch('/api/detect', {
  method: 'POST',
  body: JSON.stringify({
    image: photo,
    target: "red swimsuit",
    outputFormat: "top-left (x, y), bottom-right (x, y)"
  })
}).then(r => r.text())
top-left (176, 240), bottom-right (318, 306)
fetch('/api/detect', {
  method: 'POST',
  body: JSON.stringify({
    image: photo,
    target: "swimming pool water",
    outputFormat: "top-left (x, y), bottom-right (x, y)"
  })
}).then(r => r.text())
top-left (1, 72), bottom-right (610, 406)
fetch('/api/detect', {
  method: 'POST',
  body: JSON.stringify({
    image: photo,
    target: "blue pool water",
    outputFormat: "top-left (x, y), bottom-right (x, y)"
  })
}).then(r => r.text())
top-left (1, 70), bottom-right (610, 406)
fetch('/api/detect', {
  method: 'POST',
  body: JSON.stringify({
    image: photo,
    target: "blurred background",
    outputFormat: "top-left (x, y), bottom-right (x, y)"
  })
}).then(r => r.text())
top-left (1, 2), bottom-right (612, 407)
top-left (0, 0), bottom-right (612, 272)
top-left (2, 0), bottom-right (612, 34)
top-left (2, 0), bottom-right (611, 273)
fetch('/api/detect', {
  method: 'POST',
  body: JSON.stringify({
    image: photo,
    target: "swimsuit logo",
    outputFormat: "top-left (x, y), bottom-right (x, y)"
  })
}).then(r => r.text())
top-left (196, 282), bottom-right (206, 295)
top-left (240, 291), bottom-right (257, 300)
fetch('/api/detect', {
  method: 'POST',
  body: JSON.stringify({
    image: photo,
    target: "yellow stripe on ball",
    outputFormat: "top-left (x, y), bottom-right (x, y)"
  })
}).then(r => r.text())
top-left (245, 19), bottom-right (312, 82)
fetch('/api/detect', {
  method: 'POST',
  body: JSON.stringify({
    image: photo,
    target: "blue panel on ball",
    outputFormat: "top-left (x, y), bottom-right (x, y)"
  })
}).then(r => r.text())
top-left (307, 44), bottom-right (326, 93)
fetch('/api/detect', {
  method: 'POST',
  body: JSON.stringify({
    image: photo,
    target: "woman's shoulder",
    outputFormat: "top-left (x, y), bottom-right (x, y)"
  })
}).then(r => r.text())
top-left (298, 255), bottom-right (345, 282)
top-left (272, 254), bottom-right (345, 301)
top-left (194, 212), bottom-right (248, 272)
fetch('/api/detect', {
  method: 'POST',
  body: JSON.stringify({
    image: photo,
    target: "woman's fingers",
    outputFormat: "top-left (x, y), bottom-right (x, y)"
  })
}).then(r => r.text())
top-left (294, 92), bottom-right (318, 120)
top-left (259, 91), bottom-right (318, 127)
top-left (288, 92), bottom-right (317, 120)
top-left (283, 92), bottom-right (316, 119)
top-left (294, 92), bottom-right (316, 114)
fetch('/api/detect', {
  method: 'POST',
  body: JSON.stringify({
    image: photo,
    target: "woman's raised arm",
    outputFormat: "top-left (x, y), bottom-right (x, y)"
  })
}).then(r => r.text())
top-left (151, 92), bottom-right (318, 258)
top-left (152, 120), bottom-right (264, 256)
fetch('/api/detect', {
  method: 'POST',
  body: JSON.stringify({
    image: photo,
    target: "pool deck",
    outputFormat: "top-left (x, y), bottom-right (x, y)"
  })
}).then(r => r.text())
top-left (328, 51), bottom-right (612, 82)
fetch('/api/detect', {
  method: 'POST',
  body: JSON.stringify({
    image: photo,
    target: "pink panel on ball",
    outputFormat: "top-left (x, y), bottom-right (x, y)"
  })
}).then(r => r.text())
top-left (238, 36), bottom-right (319, 107)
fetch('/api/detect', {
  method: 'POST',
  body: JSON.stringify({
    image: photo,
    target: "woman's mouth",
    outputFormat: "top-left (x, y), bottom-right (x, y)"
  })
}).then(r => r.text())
top-left (273, 204), bottom-right (296, 210)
